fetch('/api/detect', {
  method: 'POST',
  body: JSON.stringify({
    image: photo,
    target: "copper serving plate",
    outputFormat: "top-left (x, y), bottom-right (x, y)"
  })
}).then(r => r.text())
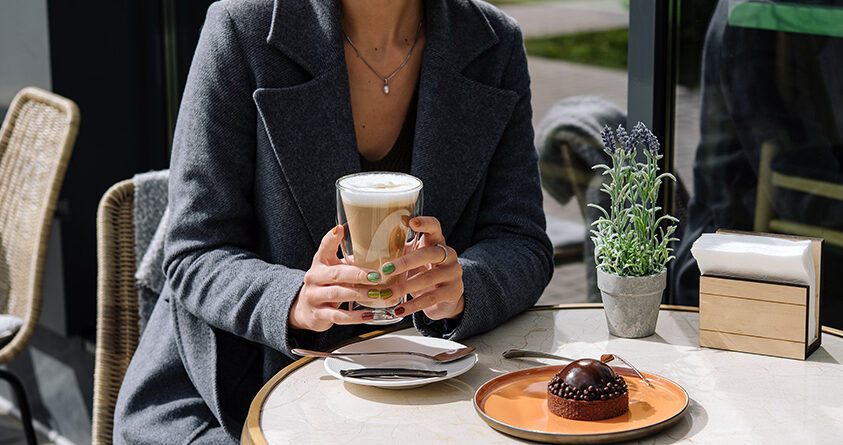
top-left (474, 366), bottom-right (689, 443)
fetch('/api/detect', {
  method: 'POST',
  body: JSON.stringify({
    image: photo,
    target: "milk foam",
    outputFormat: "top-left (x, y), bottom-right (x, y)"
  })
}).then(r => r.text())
top-left (338, 172), bottom-right (422, 205)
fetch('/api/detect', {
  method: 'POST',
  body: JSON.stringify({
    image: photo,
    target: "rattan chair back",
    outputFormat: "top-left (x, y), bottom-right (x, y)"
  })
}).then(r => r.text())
top-left (0, 87), bottom-right (79, 363)
top-left (93, 179), bottom-right (139, 445)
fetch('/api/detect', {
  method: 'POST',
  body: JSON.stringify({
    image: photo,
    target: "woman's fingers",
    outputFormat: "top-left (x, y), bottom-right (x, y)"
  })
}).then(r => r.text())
top-left (393, 282), bottom-right (463, 318)
top-left (375, 216), bottom-right (464, 320)
top-left (410, 216), bottom-right (445, 245)
top-left (304, 263), bottom-right (381, 286)
top-left (423, 297), bottom-right (465, 321)
top-left (314, 224), bottom-right (345, 265)
top-left (309, 284), bottom-right (398, 305)
top-left (301, 306), bottom-right (374, 332)
top-left (381, 244), bottom-right (455, 277)
top-left (293, 225), bottom-right (395, 332)
top-left (310, 225), bottom-right (382, 284)
top-left (387, 263), bottom-right (460, 298)
top-left (315, 307), bottom-right (374, 325)
top-left (293, 218), bottom-right (464, 332)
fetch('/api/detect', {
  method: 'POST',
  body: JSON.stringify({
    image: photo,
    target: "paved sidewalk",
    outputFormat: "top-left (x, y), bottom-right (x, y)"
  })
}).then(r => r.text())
top-left (528, 57), bottom-right (628, 130)
top-left (501, 0), bottom-right (628, 38)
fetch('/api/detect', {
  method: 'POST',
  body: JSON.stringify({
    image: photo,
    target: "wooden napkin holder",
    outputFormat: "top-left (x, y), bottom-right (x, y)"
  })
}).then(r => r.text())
top-left (698, 230), bottom-right (822, 360)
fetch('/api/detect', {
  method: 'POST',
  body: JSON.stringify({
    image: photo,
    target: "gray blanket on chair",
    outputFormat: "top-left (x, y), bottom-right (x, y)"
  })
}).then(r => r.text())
top-left (535, 96), bottom-right (626, 203)
top-left (133, 170), bottom-right (169, 335)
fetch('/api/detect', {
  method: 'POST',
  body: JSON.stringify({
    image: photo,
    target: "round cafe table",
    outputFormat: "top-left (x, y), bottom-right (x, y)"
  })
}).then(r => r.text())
top-left (242, 304), bottom-right (843, 444)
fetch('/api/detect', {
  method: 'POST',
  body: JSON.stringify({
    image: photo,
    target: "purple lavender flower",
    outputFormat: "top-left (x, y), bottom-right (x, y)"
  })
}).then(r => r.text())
top-left (630, 122), bottom-right (647, 148)
top-left (600, 125), bottom-right (617, 154)
top-left (642, 127), bottom-right (660, 155)
top-left (616, 125), bottom-right (632, 154)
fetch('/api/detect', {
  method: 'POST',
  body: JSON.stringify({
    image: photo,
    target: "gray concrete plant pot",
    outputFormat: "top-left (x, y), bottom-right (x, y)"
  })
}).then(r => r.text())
top-left (597, 268), bottom-right (666, 338)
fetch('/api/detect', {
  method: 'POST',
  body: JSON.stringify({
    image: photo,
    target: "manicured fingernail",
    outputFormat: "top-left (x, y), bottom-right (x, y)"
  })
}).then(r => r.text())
top-left (368, 289), bottom-right (381, 299)
top-left (380, 289), bottom-right (393, 299)
top-left (333, 225), bottom-right (339, 234)
top-left (411, 219), bottom-right (421, 228)
top-left (367, 272), bottom-right (380, 282)
top-left (382, 263), bottom-right (395, 274)
top-left (394, 307), bottom-right (405, 316)
top-left (362, 311), bottom-right (374, 320)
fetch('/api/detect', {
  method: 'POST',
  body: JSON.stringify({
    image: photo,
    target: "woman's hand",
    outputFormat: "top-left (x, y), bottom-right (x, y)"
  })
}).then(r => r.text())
top-left (386, 216), bottom-right (465, 320)
top-left (290, 225), bottom-right (380, 332)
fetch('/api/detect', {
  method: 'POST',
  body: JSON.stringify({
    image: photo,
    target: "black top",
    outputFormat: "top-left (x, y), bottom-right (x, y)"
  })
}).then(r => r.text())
top-left (359, 88), bottom-right (417, 174)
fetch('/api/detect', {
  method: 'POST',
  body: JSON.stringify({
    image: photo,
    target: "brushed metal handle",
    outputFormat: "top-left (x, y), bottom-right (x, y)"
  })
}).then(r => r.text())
top-left (501, 348), bottom-right (576, 362)
top-left (340, 368), bottom-right (447, 378)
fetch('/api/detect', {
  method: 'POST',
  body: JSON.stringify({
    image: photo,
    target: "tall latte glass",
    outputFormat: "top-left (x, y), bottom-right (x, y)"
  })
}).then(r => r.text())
top-left (336, 172), bottom-right (423, 324)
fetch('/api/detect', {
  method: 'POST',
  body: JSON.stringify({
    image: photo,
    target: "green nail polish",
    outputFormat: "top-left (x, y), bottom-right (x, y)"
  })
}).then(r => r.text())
top-left (380, 289), bottom-right (393, 299)
top-left (367, 272), bottom-right (380, 282)
top-left (368, 289), bottom-right (381, 299)
top-left (382, 263), bottom-right (395, 275)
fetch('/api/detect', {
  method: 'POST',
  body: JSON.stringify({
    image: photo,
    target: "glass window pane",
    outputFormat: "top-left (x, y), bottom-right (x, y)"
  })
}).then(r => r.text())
top-left (672, 0), bottom-right (843, 328)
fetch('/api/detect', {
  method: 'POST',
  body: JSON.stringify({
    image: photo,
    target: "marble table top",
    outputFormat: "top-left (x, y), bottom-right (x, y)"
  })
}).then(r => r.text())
top-left (244, 306), bottom-right (843, 444)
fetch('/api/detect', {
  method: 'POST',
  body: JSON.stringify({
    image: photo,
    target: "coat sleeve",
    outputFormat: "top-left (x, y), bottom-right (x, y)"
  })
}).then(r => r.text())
top-left (413, 25), bottom-right (554, 340)
top-left (163, 3), bottom-right (307, 358)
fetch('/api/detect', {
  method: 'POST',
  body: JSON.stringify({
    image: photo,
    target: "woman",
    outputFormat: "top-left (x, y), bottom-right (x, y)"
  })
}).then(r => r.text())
top-left (114, 0), bottom-right (553, 442)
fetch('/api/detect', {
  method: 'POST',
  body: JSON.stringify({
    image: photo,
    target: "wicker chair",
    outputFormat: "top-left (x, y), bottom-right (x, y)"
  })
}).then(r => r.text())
top-left (0, 87), bottom-right (79, 444)
top-left (93, 179), bottom-right (139, 445)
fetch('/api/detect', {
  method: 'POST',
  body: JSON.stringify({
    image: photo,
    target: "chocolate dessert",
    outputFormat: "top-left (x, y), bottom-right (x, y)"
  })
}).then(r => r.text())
top-left (546, 359), bottom-right (629, 420)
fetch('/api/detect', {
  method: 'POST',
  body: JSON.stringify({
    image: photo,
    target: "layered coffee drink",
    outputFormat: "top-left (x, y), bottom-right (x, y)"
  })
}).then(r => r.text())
top-left (336, 172), bottom-right (423, 322)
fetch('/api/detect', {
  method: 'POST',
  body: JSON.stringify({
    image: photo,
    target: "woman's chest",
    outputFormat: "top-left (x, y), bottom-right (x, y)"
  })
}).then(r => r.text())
top-left (344, 42), bottom-right (424, 161)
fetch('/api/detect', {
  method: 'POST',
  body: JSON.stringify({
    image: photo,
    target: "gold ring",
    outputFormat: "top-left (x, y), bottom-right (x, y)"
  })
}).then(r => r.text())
top-left (435, 243), bottom-right (448, 264)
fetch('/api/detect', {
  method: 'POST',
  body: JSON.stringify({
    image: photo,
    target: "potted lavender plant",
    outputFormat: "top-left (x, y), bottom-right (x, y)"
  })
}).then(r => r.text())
top-left (589, 122), bottom-right (679, 338)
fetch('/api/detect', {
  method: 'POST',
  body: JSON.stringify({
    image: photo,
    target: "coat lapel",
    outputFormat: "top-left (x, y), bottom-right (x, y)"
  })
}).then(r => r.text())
top-left (256, 0), bottom-right (358, 248)
top-left (253, 67), bottom-right (360, 248)
top-left (411, 0), bottom-right (519, 238)
top-left (265, 0), bottom-right (344, 78)
top-left (411, 58), bottom-right (518, 239)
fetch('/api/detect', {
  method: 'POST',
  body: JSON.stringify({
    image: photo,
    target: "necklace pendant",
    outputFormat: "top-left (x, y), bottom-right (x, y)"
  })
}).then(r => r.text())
top-left (383, 83), bottom-right (390, 95)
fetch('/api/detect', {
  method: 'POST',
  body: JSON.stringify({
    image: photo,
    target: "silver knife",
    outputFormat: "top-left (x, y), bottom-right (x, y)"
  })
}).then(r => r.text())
top-left (339, 368), bottom-right (447, 379)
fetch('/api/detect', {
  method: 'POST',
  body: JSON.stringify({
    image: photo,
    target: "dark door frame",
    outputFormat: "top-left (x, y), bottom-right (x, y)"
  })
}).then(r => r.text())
top-left (627, 0), bottom-right (680, 303)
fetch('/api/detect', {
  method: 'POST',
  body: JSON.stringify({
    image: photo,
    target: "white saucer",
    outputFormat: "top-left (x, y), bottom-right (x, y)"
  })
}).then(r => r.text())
top-left (324, 334), bottom-right (477, 389)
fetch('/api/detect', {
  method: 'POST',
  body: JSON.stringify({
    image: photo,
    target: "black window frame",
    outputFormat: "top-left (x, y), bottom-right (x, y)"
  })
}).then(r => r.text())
top-left (627, 0), bottom-right (680, 303)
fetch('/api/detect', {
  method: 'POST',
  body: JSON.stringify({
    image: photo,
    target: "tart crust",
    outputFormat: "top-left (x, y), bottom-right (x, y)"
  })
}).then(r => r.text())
top-left (547, 389), bottom-right (629, 421)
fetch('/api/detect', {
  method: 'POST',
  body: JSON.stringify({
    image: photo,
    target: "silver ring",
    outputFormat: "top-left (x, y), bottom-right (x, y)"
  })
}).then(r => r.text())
top-left (435, 243), bottom-right (448, 265)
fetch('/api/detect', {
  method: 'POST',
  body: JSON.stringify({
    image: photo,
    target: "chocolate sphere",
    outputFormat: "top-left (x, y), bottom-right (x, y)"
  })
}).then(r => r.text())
top-left (558, 359), bottom-right (617, 391)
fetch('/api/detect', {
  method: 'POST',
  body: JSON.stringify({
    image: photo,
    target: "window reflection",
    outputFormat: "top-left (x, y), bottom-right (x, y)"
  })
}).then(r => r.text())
top-left (673, 0), bottom-right (843, 328)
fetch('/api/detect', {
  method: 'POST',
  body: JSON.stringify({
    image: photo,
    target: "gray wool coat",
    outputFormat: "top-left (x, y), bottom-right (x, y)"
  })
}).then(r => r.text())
top-left (113, 0), bottom-right (553, 442)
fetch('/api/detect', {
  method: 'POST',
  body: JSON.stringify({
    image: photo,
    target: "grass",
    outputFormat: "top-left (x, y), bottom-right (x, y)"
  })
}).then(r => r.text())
top-left (524, 28), bottom-right (629, 70)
